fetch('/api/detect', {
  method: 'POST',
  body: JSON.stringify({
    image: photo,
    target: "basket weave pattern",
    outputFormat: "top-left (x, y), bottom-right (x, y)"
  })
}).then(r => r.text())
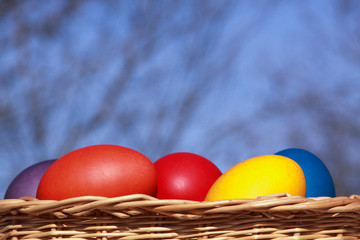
top-left (1, 193), bottom-right (360, 239)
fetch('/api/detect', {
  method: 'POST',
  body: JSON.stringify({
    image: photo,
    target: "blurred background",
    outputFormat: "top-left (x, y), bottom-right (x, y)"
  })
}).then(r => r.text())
top-left (1, 0), bottom-right (359, 198)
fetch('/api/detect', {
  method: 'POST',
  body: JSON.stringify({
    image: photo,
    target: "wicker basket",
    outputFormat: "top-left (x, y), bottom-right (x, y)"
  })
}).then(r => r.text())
top-left (1, 193), bottom-right (360, 239)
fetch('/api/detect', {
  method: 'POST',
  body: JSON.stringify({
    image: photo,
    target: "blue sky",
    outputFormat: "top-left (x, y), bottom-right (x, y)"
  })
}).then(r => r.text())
top-left (1, 1), bottom-right (360, 198)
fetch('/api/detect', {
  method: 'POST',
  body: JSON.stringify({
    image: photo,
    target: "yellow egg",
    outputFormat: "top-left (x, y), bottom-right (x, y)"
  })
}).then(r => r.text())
top-left (205, 155), bottom-right (306, 200)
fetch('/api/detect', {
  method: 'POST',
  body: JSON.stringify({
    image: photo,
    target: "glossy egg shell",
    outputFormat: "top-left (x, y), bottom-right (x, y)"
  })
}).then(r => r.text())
top-left (154, 152), bottom-right (222, 201)
top-left (36, 145), bottom-right (157, 200)
top-left (205, 155), bottom-right (306, 200)
top-left (4, 159), bottom-right (56, 199)
top-left (276, 148), bottom-right (335, 197)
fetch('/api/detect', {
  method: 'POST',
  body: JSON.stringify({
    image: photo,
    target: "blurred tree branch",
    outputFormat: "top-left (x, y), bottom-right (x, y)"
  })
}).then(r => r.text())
top-left (1, 0), bottom-right (359, 197)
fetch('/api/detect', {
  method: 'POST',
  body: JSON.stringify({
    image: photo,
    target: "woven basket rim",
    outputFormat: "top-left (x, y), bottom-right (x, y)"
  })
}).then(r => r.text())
top-left (1, 193), bottom-right (360, 216)
top-left (2, 193), bottom-right (360, 240)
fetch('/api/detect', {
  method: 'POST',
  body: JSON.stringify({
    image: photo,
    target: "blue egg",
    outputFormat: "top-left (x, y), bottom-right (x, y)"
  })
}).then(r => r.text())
top-left (275, 148), bottom-right (335, 197)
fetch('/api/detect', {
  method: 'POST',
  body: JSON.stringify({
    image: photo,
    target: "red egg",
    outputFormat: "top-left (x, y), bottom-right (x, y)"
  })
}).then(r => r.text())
top-left (154, 152), bottom-right (222, 201)
top-left (37, 145), bottom-right (157, 200)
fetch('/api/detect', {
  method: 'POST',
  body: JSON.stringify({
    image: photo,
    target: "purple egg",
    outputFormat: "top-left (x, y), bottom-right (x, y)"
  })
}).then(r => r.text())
top-left (4, 159), bottom-right (56, 199)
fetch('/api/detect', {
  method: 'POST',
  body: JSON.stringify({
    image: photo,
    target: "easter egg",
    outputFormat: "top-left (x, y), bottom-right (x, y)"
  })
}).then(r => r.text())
top-left (4, 159), bottom-right (56, 199)
top-left (154, 152), bottom-right (222, 201)
top-left (275, 148), bottom-right (335, 197)
top-left (37, 145), bottom-right (157, 200)
top-left (205, 155), bottom-right (306, 200)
